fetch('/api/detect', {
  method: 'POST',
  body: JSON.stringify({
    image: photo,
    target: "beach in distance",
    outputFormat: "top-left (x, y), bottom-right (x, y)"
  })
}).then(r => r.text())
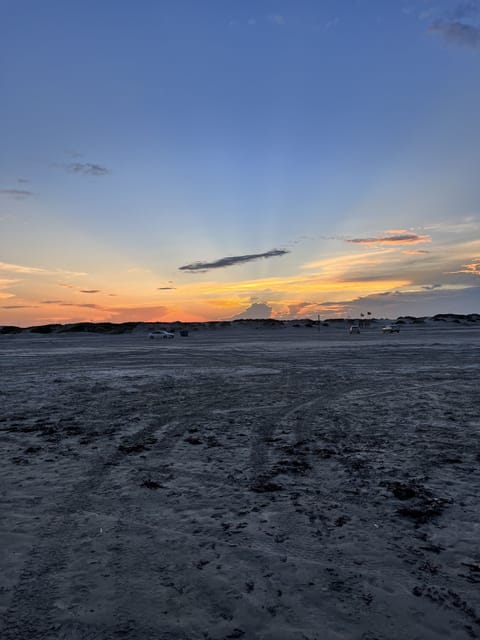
top-left (1, 321), bottom-right (480, 640)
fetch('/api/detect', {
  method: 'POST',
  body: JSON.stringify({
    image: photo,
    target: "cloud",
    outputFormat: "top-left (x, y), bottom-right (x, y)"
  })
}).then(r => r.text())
top-left (41, 300), bottom-right (102, 309)
top-left (0, 261), bottom-right (45, 274)
top-left (450, 258), bottom-right (480, 275)
top-left (422, 284), bottom-right (442, 290)
top-left (231, 302), bottom-right (273, 320)
top-left (268, 14), bottom-right (285, 25)
top-left (346, 233), bottom-right (431, 245)
top-left (1, 305), bottom-right (38, 309)
top-left (429, 20), bottom-right (480, 48)
top-left (54, 162), bottom-right (110, 176)
top-left (80, 289), bottom-right (100, 294)
top-left (287, 301), bottom-right (318, 317)
top-left (0, 262), bottom-right (87, 277)
top-left (179, 248), bottom-right (289, 272)
top-left (17, 178), bottom-right (30, 184)
top-left (403, 249), bottom-right (431, 255)
top-left (0, 189), bottom-right (34, 199)
top-left (157, 287), bottom-right (176, 290)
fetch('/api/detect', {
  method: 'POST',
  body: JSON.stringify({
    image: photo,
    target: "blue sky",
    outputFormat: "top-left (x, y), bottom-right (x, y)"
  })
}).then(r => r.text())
top-left (1, 0), bottom-right (479, 324)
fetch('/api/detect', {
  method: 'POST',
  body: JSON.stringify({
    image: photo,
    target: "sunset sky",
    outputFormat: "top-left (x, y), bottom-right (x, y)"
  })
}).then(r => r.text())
top-left (1, 0), bottom-right (480, 326)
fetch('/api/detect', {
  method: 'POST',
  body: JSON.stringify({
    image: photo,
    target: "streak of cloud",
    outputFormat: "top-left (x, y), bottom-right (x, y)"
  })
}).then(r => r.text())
top-left (346, 233), bottom-right (431, 245)
top-left (53, 162), bottom-right (110, 176)
top-left (1, 305), bottom-right (38, 309)
top-left (157, 287), bottom-right (176, 290)
top-left (179, 249), bottom-right (289, 272)
top-left (80, 289), bottom-right (100, 294)
top-left (0, 262), bottom-right (87, 277)
top-left (0, 189), bottom-right (34, 199)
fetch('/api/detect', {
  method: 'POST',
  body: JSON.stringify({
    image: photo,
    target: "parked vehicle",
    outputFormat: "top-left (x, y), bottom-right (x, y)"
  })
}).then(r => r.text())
top-left (149, 330), bottom-right (174, 339)
top-left (382, 325), bottom-right (400, 334)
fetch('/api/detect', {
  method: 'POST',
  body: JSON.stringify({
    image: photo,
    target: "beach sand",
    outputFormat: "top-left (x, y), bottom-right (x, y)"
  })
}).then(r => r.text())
top-left (1, 324), bottom-right (479, 639)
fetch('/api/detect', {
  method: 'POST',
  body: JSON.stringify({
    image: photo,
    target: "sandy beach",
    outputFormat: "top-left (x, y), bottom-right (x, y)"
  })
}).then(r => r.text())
top-left (1, 323), bottom-right (480, 639)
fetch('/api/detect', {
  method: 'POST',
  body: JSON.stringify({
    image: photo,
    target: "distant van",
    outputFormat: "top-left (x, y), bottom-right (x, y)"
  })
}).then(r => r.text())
top-left (349, 325), bottom-right (360, 335)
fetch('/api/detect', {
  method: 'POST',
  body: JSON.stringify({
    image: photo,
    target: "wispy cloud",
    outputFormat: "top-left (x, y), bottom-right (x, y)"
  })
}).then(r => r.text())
top-left (325, 17), bottom-right (339, 29)
top-left (268, 14), bottom-right (285, 25)
top-left (157, 287), bottom-right (176, 290)
top-left (0, 189), bottom-right (34, 199)
top-left (450, 258), bottom-right (480, 275)
top-left (17, 178), bottom-right (30, 184)
top-left (179, 248), bottom-right (289, 273)
top-left (0, 261), bottom-right (45, 274)
top-left (403, 249), bottom-right (431, 255)
top-left (80, 289), bottom-right (100, 294)
top-left (53, 162), bottom-right (110, 176)
top-left (346, 233), bottom-right (431, 245)
top-left (0, 278), bottom-right (18, 300)
top-left (429, 20), bottom-right (480, 48)
top-left (1, 304), bottom-right (38, 309)
top-left (0, 262), bottom-right (87, 277)
top-left (422, 283), bottom-right (442, 290)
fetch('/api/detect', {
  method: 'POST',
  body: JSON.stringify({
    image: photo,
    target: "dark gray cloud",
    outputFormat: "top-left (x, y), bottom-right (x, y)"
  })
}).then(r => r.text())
top-left (429, 20), bottom-right (480, 48)
top-left (157, 287), bottom-right (176, 290)
top-left (41, 300), bottom-right (101, 308)
top-left (1, 304), bottom-right (38, 309)
top-left (346, 233), bottom-right (430, 245)
top-left (80, 289), bottom-right (100, 294)
top-left (422, 284), bottom-right (442, 290)
top-left (179, 249), bottom-right (289, 272)
top-left (231, 302), bottom-right (273, 320)
top-left (54, 163), bottom-right (110, 176)
top-left (0, 189), bottom-right (34, 199)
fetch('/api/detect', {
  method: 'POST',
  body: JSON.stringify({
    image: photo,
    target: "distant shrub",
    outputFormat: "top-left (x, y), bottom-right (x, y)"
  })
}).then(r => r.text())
top-left (0, 325), bottom-right (23, 334)
top-left (30, 324), bottom-right (61, 334)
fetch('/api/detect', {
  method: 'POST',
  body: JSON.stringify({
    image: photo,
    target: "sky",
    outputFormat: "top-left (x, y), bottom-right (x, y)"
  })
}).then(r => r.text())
top-left (1, 0), bottom-right (480, 326)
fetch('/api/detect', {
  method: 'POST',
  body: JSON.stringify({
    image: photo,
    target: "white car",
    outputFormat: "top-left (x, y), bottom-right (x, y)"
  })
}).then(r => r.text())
top-left (382, 325), bottom-right (400, 334)
top-left (148, 330), bottom-right (174, 339)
